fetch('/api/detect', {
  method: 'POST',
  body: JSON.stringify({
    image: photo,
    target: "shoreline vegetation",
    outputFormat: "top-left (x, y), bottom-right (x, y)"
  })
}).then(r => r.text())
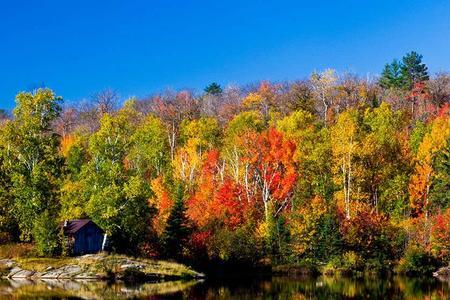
top-left (1, 51), bottom-right (450, 281)
top-left (1, 243), bottom-right (449, 284)
top-left (0, 251), bottom-right (203, 282)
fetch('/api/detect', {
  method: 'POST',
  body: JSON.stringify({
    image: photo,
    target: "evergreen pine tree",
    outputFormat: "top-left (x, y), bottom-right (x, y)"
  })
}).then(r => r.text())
top-left (162, 184), bottom-right (190, 258)
top-left (316, 212), bottom-right (342, 261)
top-left (400, 51), bottom-right (429, 90)
top-left (265, 202), bottom-right (290, 263)
top-left (204, 82), bottom-right (222, 96)
top-left (379, 59), bottom-right (403, 89)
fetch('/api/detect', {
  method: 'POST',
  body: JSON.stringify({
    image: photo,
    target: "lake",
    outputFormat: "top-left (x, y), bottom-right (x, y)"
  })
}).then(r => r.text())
top-left (0, 275), bottom-right (449, 299)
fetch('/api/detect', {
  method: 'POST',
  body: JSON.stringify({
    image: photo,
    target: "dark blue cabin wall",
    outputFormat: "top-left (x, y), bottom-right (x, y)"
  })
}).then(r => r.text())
top-left (72, 222), bottom-right (104, 255)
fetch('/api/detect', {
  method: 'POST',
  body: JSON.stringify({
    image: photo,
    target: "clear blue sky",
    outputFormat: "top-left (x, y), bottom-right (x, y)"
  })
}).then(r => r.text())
top-left (1, 0), bottom-right (449, 110)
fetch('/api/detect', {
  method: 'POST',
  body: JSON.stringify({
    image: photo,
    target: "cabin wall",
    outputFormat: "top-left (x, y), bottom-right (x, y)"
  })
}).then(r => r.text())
top-left (73, 224), bottom-right (104, 255)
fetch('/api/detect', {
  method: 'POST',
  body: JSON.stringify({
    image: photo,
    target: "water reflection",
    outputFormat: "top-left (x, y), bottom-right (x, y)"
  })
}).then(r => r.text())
top-left (0, 279), bottom-right (199, 299)
top-left (185, 275), bottom-right (450, 300)
top-left (0, 275), bottom-right (449, 299)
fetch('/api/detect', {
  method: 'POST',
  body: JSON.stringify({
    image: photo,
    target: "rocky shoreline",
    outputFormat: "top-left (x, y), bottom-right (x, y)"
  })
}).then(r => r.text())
top-left (0, 254), bottom-right (204, 282)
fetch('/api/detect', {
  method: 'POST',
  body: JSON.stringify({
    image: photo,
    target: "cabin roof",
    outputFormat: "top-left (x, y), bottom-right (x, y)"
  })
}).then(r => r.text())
top-left (61, 219), bottom-right (102, 234)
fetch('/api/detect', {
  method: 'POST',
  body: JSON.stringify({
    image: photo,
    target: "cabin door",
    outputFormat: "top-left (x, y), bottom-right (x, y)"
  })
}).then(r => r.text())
top-left (86, 227), bottom-right (94, 253)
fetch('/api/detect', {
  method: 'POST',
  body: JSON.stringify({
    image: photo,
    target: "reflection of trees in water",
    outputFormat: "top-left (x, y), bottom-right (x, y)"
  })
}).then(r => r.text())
top-left (0, 276), bottom-right (449, 299)
top-left (0, 279), bottom-right (200, 299)
top-left (184, 276), bottom-right (450, 300)
top-left (395, 276), bottom-right (450, 300)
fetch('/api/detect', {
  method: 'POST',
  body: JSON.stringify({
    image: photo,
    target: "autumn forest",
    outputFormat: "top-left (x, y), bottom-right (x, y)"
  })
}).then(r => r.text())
top-left (1, 51), bottom-right (449, 275)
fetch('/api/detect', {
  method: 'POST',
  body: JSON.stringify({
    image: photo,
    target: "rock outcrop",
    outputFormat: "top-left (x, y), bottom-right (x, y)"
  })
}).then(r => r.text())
top-left (0, 254), bottom-right (204, 281)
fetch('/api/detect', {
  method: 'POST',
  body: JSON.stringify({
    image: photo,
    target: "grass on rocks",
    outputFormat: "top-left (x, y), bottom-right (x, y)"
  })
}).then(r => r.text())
top-left (0, 249), bottom-right (199, 279)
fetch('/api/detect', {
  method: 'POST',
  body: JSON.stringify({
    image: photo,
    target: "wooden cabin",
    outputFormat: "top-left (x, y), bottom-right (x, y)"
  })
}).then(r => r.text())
top-left (61, 219), bottom-right (105, 255)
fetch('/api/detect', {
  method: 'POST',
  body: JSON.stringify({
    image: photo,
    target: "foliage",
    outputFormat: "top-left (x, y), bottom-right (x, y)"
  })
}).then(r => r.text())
top-left (340, 203), bottom-right (405, 261)
top-left (2, 51), bottom-right (450, 273)
top-left (400, 51), bottom-right (429, 90)
top-left (208, 225), bottom-right (261, 265)
top-left (162, 184), bottom-right (191, 258)
top-left (32, 210), bottom-right (61, 256)
top-left (204, 82), bottom-right (222, 96)
top-left (0, 243), bottom-right (36, 259)
top-left (430, 207), bottom-right (450, 263)
top-left (1, 89), bottom-right (63, 242)
top-left (128, 115), bottom-right (168, 178)
top-left (290, 196), bottom-right (342, 262)
top-left (396, 244), bottom-right (439, 275)
top-left (322, 251), bottom-right (364, 275)
top-left (380, 51), bottom-right (429, 90)
top-left (379, 59), bottom-right (403, 89)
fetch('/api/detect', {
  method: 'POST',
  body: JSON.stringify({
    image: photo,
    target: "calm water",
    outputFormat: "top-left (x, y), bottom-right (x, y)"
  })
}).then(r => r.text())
top-left (0, 275), bottom-right (449, 299)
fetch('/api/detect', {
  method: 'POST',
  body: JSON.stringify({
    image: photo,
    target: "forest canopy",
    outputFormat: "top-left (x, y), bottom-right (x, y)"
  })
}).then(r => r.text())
top-left (1, 51), bottom-right (450, 274)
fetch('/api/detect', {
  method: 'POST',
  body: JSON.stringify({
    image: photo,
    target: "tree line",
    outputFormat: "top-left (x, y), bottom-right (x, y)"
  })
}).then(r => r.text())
top-left (0, 51), bottom-right (449, 274)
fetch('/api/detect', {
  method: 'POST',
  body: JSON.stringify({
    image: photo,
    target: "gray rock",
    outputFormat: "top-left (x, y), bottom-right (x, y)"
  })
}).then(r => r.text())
top-left (40, 269), bottom-right (64, 279)
top-left (7, 267), bottom-right (22, 278)
top-left (120, 263), bottom-right (143, 270)
top-left (11, 269), bottom-right (35, 279)
top-left (58, 265), bottom-right (82, 278)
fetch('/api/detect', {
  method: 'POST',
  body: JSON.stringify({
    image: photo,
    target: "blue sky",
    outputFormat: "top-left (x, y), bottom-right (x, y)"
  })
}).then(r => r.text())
top-left (0, 0), bottom-right (449, 110)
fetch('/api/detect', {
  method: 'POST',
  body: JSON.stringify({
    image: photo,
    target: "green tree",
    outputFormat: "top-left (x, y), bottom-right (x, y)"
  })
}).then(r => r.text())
top-left (118, 176), bottom-right (153, 251)
top-left (315, 211), bottom-right (342, 260)
top-left (380, 52), bottom-right (429, 91)
top-left (33, 210), bottom-right (61, 256)
top-left (265, 202), bottom-right (290, 263)
top-left (2, 89), bottom-right (63, 241)
top-left (65, 136), bottom-right (87, 180)
top-left (225, 110), bottom-right (265, 140)
top-left (0, 129), bottom-right (18, 242)
top-left (277, 110), bottom-right (333, 202)
top-left (204, 82), bottom-right (222, 95)
top-left (72, 104), bottom-right (152, 253)
top-left (401, 51), bottom-right (429, 90)
top-left (379, 59), bottom-right (403, 89)
top-left (59, 134), bottom-right (89, 220)
top-left (360, 103), bottom-right (409, 214)
top-left (162, 184), bottom-right (190, 258)
top-left (180, 117), bottom-right (221, 150)
top-left (410, 121), bottom-right (429, 155)
top-left (128, 115), bottom-right (168, 178)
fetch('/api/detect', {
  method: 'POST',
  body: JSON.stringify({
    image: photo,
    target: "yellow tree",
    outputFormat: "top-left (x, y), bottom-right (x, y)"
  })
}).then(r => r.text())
top-left (277, 109), bottom-right (333, 202)
top-left (173, 117), bottom-right (220, 187)
top-left (149, 176), bottom-right (173, 236)
top-left (289, 195), bottom-right (327, 256)
top-left (242, 82), bottom-right (280, 123)
top-left (359, 103), bottom-right (408, 213)
top-left (331, 109), bottom-right (359, 219)
top-left (409, 115), bottom-right (450, 219)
